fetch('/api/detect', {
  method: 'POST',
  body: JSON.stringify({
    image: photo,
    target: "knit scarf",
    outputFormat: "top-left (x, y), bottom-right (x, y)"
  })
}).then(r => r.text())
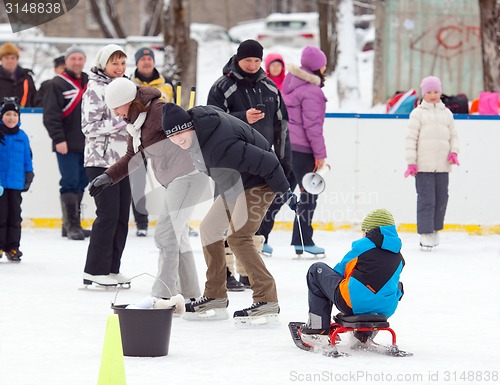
top-left (127, 111), bottom-right (148, 152)
top-left (0, 122), bottom-right (20, 136)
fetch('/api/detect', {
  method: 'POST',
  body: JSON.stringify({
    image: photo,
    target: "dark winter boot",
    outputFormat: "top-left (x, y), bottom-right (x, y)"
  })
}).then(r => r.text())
top-left (76, 192), bottom-right (91, 237)
top-left (60, 193), bottom-right (85, 240)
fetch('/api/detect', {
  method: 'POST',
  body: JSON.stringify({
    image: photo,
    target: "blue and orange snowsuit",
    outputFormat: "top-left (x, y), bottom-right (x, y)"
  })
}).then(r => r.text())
top-left (306, 225), bottom-right (405, 330)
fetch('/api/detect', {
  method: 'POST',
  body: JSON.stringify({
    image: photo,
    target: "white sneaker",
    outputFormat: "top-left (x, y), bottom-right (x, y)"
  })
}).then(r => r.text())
top-left (110, 273), bottom-right (131, 284)
top-left (419, 233), bottom-right (434, 249)
top-left (83, 273), bottom-right (119, 286)
top-left (433, 231), bottom-right (440, 246)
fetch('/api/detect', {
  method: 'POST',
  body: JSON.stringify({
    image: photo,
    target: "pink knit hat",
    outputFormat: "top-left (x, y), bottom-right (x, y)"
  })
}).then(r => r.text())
top-left (301, 46), bottom-right (327, 72)
top-left (420, 76), bottom-right (442, 94)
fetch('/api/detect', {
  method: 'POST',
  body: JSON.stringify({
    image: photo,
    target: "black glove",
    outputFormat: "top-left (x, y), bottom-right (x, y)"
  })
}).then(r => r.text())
top-left (281, 189), bottom-right (298, 211)
top-left (0, 131), bottom-right (4, 145)
top-left (22, 171), bottom-right (34, 192)
top-left (89, 173), bottom-right (112, 197)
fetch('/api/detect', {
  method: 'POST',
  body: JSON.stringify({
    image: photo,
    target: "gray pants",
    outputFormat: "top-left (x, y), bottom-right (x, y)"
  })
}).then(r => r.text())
top-left (415, 172), bottom-right (449, 234)
top-left (307, 262), bottom-right (345, 330)
top-left (152, 171), bottom-right (210, 299)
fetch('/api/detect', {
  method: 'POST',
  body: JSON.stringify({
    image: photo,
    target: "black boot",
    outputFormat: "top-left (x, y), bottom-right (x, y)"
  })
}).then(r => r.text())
top-left (76, 192), bottom-right (91, 237)
top-left (60, 193), bottom-right (85, 240)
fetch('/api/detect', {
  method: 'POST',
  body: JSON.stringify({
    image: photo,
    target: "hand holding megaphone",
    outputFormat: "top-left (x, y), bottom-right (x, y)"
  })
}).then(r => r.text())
top-left (302, 163), bottom-right (330, 194)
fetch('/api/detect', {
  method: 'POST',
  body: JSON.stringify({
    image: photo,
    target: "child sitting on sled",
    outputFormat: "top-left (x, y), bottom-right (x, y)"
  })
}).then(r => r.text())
top-left (301, 208), bottom-right (405, 344)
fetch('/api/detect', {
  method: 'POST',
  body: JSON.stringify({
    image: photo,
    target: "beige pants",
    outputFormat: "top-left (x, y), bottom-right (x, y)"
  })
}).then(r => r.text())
top-left (225, 235), bottom-right (265, 277)
top-left (200, 184), bottom-right (277, 302)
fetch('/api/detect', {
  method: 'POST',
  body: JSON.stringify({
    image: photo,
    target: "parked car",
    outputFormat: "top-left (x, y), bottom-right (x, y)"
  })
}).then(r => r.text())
top-left (228, 19), bottom-right (266, 42)
top-left (190, 23), bottom-right (239, 44)
top-left (257, 13), bottom-right (319, 48)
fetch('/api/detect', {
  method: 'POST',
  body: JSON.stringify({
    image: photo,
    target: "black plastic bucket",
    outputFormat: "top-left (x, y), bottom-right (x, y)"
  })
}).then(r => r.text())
top-left (112, 304), bottom-right (173, 357)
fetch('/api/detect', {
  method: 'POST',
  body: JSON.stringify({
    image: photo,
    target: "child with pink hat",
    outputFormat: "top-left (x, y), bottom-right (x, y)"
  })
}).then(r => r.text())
top-left (404, 76), bottom-right (460, 250)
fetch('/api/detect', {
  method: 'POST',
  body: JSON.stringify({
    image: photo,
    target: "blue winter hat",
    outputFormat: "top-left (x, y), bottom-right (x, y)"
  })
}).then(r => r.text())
top-left (135, 47), bottom-right (155, 64)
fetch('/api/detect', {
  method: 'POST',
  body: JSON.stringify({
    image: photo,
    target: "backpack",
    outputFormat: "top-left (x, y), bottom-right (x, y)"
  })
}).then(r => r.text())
top-left (440, 94), bottom-right (469, 114)
top-left (386, 90), bottom-right (418, 114)
top-left (478, 92), bottom-right (499, 115)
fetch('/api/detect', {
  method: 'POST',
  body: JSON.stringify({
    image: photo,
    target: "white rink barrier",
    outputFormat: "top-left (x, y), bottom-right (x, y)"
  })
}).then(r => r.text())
top-left (18, 110), bottom-right (500, 233)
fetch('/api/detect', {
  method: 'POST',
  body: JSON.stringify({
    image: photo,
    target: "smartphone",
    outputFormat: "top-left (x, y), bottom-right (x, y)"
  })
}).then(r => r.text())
top-left (256, 104), bottom-right (266, 113)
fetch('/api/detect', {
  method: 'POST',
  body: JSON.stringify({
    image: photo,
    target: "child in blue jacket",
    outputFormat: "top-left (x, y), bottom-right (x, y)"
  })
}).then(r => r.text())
top-left (301, 208), bottom-right (405, 342)
top-left (0, 97), bottom-right (34, 261)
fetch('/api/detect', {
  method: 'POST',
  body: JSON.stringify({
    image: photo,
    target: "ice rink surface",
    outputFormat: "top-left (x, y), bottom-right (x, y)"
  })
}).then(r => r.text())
top-left (1, 228), bottom-right (499, 385)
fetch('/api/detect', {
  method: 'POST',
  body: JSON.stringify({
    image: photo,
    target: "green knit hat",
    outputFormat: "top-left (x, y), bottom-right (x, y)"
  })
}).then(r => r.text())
top-left (361, 209), bottom-right (395, 232)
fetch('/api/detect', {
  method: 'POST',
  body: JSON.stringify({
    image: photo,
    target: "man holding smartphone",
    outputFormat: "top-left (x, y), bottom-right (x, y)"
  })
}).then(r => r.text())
top-left (207, 39), bottom-right (292, 287)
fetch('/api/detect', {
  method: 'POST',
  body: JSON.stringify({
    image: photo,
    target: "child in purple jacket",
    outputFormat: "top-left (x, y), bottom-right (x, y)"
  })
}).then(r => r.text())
top-left (282, 46), bottom-right (328, 257)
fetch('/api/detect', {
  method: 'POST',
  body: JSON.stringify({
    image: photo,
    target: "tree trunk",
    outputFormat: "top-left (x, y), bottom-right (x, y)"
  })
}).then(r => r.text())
top-left (163, 0), bottom-right (197, 108)
top-left (318, 0), bottom-right (339, 74)
top-left (372, 0), bottom-right (386, 105)
top-left (479, 0), bottom-right (500, 92)
top-left (336, 0), bottom-right (360, 110)
top-left (142, 0), bottom-right (163, 36)
top-left (89, 0), bottom-right (126, 38)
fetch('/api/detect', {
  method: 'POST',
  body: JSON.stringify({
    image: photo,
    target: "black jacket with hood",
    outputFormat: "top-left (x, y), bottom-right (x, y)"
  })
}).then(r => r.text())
top-left (207, 56), bottom-right (292, 176)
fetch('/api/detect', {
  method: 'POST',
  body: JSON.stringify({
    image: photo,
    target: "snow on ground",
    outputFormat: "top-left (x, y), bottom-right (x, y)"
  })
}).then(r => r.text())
top-left (1, 228), bottom-right (499, 385)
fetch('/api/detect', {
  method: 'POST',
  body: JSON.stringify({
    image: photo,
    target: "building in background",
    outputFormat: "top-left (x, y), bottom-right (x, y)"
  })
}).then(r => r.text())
top-left (373, 0), bottom-right (482, 102)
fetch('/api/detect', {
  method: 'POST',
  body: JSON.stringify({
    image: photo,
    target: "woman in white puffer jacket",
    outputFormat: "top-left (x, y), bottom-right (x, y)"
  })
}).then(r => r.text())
top-left (404, 76), bottom-right (460, 250)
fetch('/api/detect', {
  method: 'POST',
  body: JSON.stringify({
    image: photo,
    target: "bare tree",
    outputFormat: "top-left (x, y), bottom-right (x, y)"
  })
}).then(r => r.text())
top-left (163, 0), bottom-right (197, 108)
top-left (318, 0), bottom-right (339, 73)
top-left (479, 0), bottom-right (500, 91)
top-left (336, 0), bottom-right (360, 109)
top-left (88, 0), bottom-right (126, 38)
top-left (371, 0), bottom-right (386, 105)
top-left (142, 0), bottom-right (163, 36)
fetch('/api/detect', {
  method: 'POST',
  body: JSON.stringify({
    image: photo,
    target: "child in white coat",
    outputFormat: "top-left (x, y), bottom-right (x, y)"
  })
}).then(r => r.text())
top-left (404, 76), bottom-right (460, 249)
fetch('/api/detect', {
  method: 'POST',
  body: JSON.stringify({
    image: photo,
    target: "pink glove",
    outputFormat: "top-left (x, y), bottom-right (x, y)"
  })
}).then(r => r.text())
top-left (404, 164), bottom-right (418, 178)
top-left (448, 152), bottom-right (460, 166)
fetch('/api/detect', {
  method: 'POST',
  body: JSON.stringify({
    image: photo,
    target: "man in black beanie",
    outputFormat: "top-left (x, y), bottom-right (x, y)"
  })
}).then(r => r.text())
top-left (207, 39), bottom-right (292, 288)
top-left (163, 102), bottom-right (297, 326)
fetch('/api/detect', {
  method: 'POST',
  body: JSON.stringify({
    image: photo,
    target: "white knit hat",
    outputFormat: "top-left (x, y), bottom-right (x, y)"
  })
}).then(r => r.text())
top-left (105, 77), bottom-right (138, 109)
top-left (94, 44), bottom-right (126, 70)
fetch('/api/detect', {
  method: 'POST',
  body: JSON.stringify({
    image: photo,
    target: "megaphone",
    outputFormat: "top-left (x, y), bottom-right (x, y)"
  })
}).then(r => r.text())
top-left (302, 164), bottom-right (330, 194)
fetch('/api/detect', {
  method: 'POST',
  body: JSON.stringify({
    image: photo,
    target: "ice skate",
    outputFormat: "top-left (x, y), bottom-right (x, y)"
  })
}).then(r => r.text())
top-left (419, 233), bottom-right (434, 251)
top-left (432, 231), bottom-right (440, 247)
top-left (294, 245), bottom-right (326, 260)
top-left (5, 248), bottom-right (22, 262)
top-left (239, 275), bottom-right (251, 289)
top-left (261, 243), bottom-right (273, 257)
top-left (226, 267), bottom-right (245, 291)
top-left (136, 228), bottom-right (147, 237)
top-left (188, 226), bottom-right (199, 237)
top-left (233, 301), bottom-right (280, 328)
top-left (110, 273), bottom-right (132, 288)
top-left (252, 235), bottom-right (265, 253)
top-left (82, 273), bottom-right (119, 289)
top-left (183, 296), bottom-right (229, 321)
